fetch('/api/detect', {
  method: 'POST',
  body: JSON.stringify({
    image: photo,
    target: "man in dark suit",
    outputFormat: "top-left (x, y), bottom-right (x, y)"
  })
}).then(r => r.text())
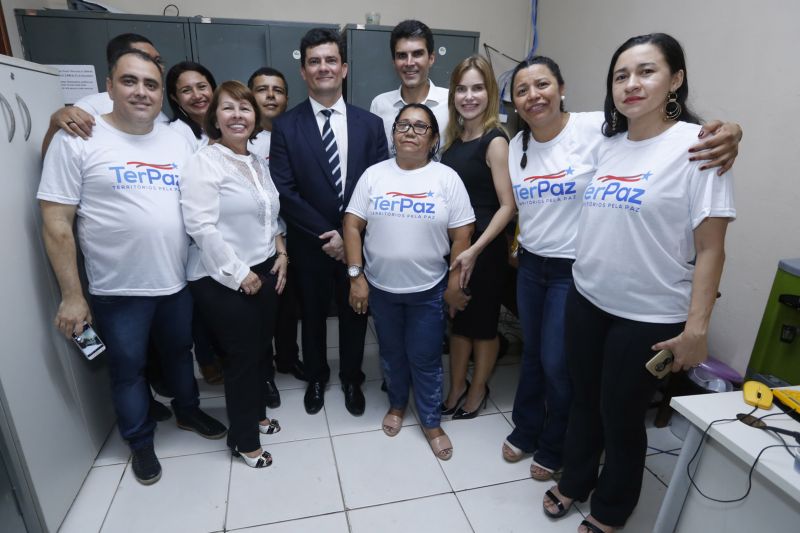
top-left (270, 28), bottom-right (388, 415)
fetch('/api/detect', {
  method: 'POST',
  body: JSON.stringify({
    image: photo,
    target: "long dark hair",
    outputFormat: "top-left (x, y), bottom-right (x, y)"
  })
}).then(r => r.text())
top-left (510, 56), bottom-right (565, 169)
top-left (602, 33), bottom-right (701, 137)
top-left (166, 61), bottom-right (217, 140)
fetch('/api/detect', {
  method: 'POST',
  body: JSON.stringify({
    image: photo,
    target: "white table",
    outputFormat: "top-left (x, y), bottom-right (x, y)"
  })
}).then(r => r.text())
top-left (654, 387), bottom-right (800, 533)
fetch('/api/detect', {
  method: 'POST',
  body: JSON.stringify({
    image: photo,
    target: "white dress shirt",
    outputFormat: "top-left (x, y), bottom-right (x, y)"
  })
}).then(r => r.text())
top-left (370, 80), bottom-right (450, 148)
top-left (309, 96), bottom-right (349, 189)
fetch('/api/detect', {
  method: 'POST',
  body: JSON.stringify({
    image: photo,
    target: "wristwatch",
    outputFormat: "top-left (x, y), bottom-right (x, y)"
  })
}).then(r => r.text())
top-left (347, 265), bottom-right (364, 279)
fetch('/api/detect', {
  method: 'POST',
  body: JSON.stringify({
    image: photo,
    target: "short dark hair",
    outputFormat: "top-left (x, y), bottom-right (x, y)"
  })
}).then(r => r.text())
top-left (392, 103), bottom-right (440, 161)
top-left (106, 33), bottom-right (153, 64)
top-left (300, 28), bottom-right (346, 66)
top-left (247, 67), bottom-right (288, 95)
top-left (166, 61), bottom-right (217, 139)
top-left (108, 48), bottom-right (162, 79)
top-left (602, 33), bottom-right (700, 137)
top-left (204, 81), bottom-right (261, 141)
top-left (390, 20), bottom-right (434, 57)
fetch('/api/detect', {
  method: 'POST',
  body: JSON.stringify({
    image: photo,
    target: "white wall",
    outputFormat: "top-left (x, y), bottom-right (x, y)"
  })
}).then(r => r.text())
top-left (5, 0), bottom-right (533, 61)
top-left (537, 0), bottom-right (800, 374)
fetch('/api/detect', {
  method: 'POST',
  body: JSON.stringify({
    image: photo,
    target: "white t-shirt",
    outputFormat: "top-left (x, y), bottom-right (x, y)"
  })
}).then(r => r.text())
top-left (74, 92), bottom-right (169, 124)
top-left (508, 112), bottom-right (605, 259)
top-left (346, 159), bottom-right (475, 294)
top-left (573, 121), bottom-right (736, 323)
top-left (370, 81), bottom-right (450, 148)
top-left (180, 143), bottom-right (282, 290)
top-left (168, 119), bottom-right (208, 152)
top-left (37, 117), bottom-right (193, 296)
top-left (248, 130), bottom-right (271, 163)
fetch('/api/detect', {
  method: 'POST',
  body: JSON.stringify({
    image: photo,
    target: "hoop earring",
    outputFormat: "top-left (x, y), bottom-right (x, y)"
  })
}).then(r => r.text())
top-left (457, 114), bottom-right (464, 126)
top-left (664, 91), bottom-right (681, 121)
top-left (611, 108), bottom-right (619, 131)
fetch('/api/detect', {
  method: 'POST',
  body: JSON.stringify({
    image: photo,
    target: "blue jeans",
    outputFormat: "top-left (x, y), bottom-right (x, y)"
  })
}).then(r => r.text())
top-left (508, 249), bottom-right (573, 470)
top-left (91, 287), bottom-right (199, 450)
top-left (369, 279), bottom-right (446, 429)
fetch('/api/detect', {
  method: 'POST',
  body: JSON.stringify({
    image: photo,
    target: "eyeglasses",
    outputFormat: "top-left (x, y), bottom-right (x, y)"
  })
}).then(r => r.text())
top-left (394, 121), bottom-right (432, 135)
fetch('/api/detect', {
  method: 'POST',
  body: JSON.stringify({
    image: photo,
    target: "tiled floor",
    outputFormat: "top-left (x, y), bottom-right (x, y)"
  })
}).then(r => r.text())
top-left (59, 318), bottom-right (682, 533)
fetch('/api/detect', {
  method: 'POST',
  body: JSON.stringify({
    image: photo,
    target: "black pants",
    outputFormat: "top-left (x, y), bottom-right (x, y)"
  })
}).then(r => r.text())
top-left (189, 257), bottom-right (278, 453)
top-left (268, 262), bottom-right (301, 377)
top-left (294, 260), bottom-right (367, 385)
top-left (558, 287), bottom-right (683, 527)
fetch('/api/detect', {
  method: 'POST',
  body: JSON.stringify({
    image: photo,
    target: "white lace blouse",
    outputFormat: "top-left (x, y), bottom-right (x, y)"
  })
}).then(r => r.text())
top-left (180, 143), bottom-right (283, 290)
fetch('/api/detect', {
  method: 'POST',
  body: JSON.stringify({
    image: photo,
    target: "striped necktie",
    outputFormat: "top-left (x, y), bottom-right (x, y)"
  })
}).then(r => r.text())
top-left (320, 109), bottom-right (343, 212)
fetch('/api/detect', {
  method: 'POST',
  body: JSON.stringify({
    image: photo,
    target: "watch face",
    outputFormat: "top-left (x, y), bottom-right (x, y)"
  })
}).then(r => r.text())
top-left (348, 265), bottom-right (362, 278)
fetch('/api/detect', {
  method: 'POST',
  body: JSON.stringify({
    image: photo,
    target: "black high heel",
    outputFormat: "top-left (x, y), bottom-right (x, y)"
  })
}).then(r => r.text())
top-left (452, 385), bottom-right (490, 420)
top-left (440, 380), bottom-right (470, 415)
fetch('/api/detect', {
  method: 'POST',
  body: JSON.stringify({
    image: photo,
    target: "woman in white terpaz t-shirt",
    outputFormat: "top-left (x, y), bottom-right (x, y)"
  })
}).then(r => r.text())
top-left (543, 34), bottom-right (735, 533)
top-left (343, 103), bottom-right (475, 461)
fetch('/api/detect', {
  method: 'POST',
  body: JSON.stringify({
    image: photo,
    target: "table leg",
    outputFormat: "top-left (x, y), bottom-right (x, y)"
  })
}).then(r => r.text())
top-left (653, 425), bottom-right (702, 533)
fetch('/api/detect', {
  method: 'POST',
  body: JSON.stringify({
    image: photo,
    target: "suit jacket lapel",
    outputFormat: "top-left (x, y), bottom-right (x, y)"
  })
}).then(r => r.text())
top-left (298, 100), bottom-right (337, 194)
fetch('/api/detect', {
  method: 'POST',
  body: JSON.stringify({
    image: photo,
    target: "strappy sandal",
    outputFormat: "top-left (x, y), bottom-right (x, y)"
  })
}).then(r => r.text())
top-left (258, 418), bottom-right (281, 435)
top-left (580, 519), bottom-right (613, 533)
top-left (502, 439), bottom-right (525, 462)
top-left (232, 448), bottom-right (272, 468)
top-left (427, 434), bottom-right (453, 461)
top-left (542, 488), bottom-right (573, 519)
top-left (382, 413), bottom-right (403, 437)
top-left (530, 460), bottom-right (555, 481)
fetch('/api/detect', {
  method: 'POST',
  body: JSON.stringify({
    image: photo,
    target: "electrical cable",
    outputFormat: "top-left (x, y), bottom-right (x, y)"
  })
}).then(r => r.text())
top-left (686, 406), bottom-right (800, 503)
top-left (162, 4), bottom-right (179, 17)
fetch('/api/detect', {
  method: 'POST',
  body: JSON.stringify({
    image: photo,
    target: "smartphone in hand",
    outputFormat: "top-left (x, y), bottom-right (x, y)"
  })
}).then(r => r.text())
top-left (72, 323), bottom-right (106, 360)
top-left (645, 349), bottom-right (674, 378)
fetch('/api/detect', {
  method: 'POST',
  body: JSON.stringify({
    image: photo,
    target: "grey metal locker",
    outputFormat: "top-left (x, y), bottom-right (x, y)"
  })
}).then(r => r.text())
top-left (345, 25), bottom-right (480, 109)
top-left (266, 22), bottom-right (338, 111)
top-left (190, 19), bottom-right (270, 86)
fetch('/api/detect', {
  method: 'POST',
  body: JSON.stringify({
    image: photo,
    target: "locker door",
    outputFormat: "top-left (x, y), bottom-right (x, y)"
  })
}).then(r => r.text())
top-left (18, 16), bottom-right (107, 92)
top-left (346, 28), bottom-right (397, 110)
top-left (192, 22), bottom-right (269, 86)
top-left (427, 33), bottom-right (480, 90)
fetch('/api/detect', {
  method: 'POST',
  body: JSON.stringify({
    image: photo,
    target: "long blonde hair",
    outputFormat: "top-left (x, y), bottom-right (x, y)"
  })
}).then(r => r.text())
top-left (444, 54), bottom-right (503, 150)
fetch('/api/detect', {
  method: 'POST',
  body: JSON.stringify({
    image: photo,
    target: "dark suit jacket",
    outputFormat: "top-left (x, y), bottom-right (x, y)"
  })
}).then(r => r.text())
top-left (270, 99), bottom-right (389, 266)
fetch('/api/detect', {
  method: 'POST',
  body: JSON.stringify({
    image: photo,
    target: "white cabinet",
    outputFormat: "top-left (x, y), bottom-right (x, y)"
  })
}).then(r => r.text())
top-left (0, 55), bottom-right (115, 533)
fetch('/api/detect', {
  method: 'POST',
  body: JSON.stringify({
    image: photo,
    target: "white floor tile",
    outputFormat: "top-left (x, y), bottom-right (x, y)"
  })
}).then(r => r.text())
top-left (327, 349), bottom-right (383, 385)
top-left (259, 387), bottom-right (330, 445)
top-left (439, 414), bottom-right (529, 491)
top-left (153, 396), bottom-right (229, 459)
top-left (60, 464), bottom-right (125, 533)
top-left (228, 513), bottom-right (349, 532)
top-left (646, 451), bottom-right (679, 485)
top-left (101, 451), bottom-right (230, 533)
top-left (487, 364), bottom-right (519, 413)
top-left (94, 426), bottom-right (130, 467)
top-left (325, 379), bottom-right (417, 436)
top-left (348, 493), bottom-right (472, 533)
top-left (458, 479), bottom-right (585, 533)
top-left (226, 438), bottom-right (343, 530)
top-left (333, 429), bottom-right (451, 509)
top-left (196, 378), bottom-right (226, 399)
top-left (646, 425), bottom-right (684, 455)
top-left (273, 369), bottom-right (306, 391)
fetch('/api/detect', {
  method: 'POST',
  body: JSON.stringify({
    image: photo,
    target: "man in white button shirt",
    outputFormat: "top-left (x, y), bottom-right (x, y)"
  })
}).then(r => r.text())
top-left (270, 28), bottom-right (388, 416)
top-left (370, 20), bottom-right (450, 148)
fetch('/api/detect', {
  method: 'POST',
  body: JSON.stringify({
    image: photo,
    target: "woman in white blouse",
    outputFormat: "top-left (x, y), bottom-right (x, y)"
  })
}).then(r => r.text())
top-left (180, 81), bottom-right (288, 469)
top-left (166, 62), bottom-right (216, 152)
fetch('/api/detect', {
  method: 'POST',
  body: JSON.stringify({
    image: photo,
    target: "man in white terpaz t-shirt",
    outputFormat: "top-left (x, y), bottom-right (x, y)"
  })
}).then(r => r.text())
top-left (41, 32), bottom-right (169, 155)
top-left (370, 20), bottom-right (450, 149)
top-left (37, 49), bottom-right (226, 486)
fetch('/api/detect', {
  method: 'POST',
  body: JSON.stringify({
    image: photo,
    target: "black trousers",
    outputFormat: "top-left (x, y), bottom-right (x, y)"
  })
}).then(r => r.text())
top-left (189, 257), bottom-right (278, 453)
top-left (268, 262), bottom-right (301, 378)
top-left (558, 287), bottom-right (683, 527)
top-left (294, 259), bottom-right (367, 385)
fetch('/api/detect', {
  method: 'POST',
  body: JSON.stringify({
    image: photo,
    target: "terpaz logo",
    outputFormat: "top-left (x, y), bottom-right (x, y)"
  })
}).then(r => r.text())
top-left (370, 191), bottom-right (436, 219)
top-left (513, 166), bottom-right (577, 205)
top-left (583, 172), bottom-right (651, 212)
top-left (109, 161), bottom-right (180, 189)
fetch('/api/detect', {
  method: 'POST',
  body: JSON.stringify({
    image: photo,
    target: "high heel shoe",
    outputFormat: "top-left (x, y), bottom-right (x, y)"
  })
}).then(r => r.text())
top-left (452, 386), bottom-right (489, 420)
top-left (440, 380), bottom-right (470, 415)
top-left (232, 448), bottom-right (272, 468)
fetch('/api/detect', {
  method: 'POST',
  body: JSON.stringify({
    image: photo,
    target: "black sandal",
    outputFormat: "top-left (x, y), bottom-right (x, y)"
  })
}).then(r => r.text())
top-left (543, 488), bottom-right (572, 518)
top-left (580, 519), bottom-right (607, 533)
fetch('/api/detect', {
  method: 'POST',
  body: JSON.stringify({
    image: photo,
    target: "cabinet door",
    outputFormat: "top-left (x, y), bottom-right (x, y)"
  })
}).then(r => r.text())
top-left (346, 28), bottom-right (397, 110)
top-left (192, 22), bottom-right (269, 85)
top-left (427, 33), bottom-right (479, 90)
